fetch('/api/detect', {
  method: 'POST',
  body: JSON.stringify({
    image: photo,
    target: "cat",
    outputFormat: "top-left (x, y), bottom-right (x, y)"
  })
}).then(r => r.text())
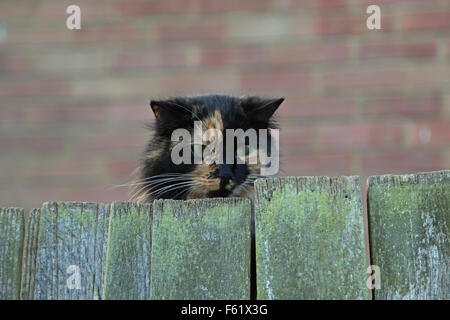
top-left (130, 94), bottom-right (284, 203)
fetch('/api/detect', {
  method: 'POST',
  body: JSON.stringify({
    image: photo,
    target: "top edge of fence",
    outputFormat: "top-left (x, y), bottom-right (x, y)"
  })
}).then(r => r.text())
top-left (0, 207), bottom-right (24, 213)
top-left (111, 201), bottom-right (152, 206)
top-left (367, 169), bottom-right (450, 186)
top-left (153, 197), bottom-right (252, 205)
top-left (41, 201), bottom-right (111, 209)
top-left (254, 175), bottom-right (361, 180)
top-left (254, 175), bottom-right (361, 187)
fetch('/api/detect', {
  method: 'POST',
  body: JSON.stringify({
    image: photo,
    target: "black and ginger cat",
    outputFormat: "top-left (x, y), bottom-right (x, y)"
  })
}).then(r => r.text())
top-left (131, 94), bottom-right (284, 202)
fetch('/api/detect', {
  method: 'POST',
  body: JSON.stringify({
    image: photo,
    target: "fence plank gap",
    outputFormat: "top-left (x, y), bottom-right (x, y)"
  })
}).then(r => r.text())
top-left (255, 176), bottom-right (368, 300)
top-left (368, 170), bottom-right (450, 300)
top-left (0, 207), bottom-right (25, 300)
top-left (103, 202), bottom-right (152, 300)
top-left (150, 198), bottom-right (252, 300)
top-left (21, 202), bottom-right (110, 300)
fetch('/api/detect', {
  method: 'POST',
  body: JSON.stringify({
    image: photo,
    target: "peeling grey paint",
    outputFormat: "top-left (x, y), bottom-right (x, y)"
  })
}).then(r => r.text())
top-left (368, 170), bottom-right (449, 300)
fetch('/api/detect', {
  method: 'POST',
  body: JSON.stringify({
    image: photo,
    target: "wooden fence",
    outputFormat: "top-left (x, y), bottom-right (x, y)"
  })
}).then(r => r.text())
top-left (0, 170), bottom-right (448, 300)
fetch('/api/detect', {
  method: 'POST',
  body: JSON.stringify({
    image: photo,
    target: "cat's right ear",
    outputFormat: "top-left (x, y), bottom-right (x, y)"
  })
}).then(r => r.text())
top-left (150, 100), bottom-right (191, 122)
top-left (150, 100), bottom-right (180, 121)
top-left (150, 100), bottom-right (167, 120)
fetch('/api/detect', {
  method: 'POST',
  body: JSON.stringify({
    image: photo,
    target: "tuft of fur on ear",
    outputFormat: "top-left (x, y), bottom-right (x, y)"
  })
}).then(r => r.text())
top-left (241, 97), bottom-right (284, 121)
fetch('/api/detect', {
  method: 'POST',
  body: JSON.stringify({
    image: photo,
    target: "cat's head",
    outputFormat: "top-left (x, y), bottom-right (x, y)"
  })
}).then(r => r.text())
top-left (132, 94), bottom-right (283, 202)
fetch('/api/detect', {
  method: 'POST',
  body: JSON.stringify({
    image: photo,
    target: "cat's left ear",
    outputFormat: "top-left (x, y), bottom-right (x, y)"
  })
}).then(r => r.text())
top-left (242, 97), bottom-right (284, 121)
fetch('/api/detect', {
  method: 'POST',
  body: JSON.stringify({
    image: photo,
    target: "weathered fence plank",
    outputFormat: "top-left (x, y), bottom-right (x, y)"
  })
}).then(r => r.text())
top-left (368, 170), bottom-right (449, 300)
top-left (103, 202), bottom-right (152, 300)
top-left (150, 198), bottom-right (252, 300)
top-left (255, 176), bottom-right (368, 300)
top-left (0, 208), bottom-right (25, 300)
top-left (21, 202), bottom-right (110, 300)
top-left (20, 208), bottom-right (40, 299)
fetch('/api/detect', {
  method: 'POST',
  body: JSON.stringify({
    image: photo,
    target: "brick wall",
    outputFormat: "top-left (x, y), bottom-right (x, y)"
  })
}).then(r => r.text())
top-left (0, 0), bottom-right (449, 211)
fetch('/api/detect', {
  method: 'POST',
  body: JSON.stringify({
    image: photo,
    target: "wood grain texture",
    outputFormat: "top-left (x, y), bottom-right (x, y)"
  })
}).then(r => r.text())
top-left (368, 170), bottom-right (449, 300)
top-left (150, 198), bottom-right (252, 300)
top-left (22, 202), bottom-right (110, 300)
top-left (20, 208), bottom-right (40, 300)
top-left (0, 207), bottom-right (25, 300)
top-left (255, 176), bottom-right (368, 300)
top-left (103, 202), bottom-right (152, 300)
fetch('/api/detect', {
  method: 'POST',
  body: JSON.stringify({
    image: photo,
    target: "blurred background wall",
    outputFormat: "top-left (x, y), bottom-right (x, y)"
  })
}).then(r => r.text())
top-left (0, 0), bottom-right (449, 212)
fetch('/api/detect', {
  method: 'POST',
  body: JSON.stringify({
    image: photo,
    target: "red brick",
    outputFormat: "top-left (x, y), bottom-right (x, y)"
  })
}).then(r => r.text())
top-left (18, 159), bottom-right (105, 179)
top-left (193, 0), bottom-right (273, 14)
top-left (302, 0), bottom-right (349, 8)
top-left (268, 43), bottom-right (349, 64)
top-left (362, 151), bottom-right (442, 173)
top-left (362, 0), bottom-right (418, 3)
top-left (406, 66), bottom-right (450, 86)
top-left (362, 94), bottom-right (442, 117)
top-left (241, 71), bottom-right (310, 93)
top-left (1, 104), bottom-right (109, 124)
top-left (282, 154), bottom-right (352, 175)
top-left (118, 0), bottom-right (348, 16)
top-left (7, 28), bottom-right (72, 45)
top-left (157, 72), bottom-right (237, 95)
top-left (1, 0), bottom-right (450, 212)
top-left (278, 97), bottom-right (355, 118)
top-left (199, 46), bottom-right (267, 66)
top-left (72, 24), bottom-right (140, 44)
top-left (401, 12), bottom-right (450, 31)
top-left (406, 122), bottom-right (450, 146)
top-left (115, 48), bottom-right (188, 68)
top-left (109, 104), bottom-right (150, 123)
top-left (323, 69), bottom-right (406, 89)
top-left (360, 42), bottom-right (436, 59)
top-left (0, 80), bottom-right (68, 97)
top-left (119, 0), bottom-right (193, 16)
top-left (107, 160), bottom-right (139, 177)
top-left (319, 124), bottom-right (403, 149)
top-left (279, 129), bottom-right (316, 154)
top-left (446, 150), bottom-right (450, 168)
top-left (316, 15), bottom-right (393, 35)
top-left (0, 2), bottom-right (33, 20)
top-left (73, 136), bottom-right (146, 153)
top-left (200, 42), bottom-right (348, 67)
top-left (157, 23), bottom-right (227, 41)
top-left (37, 1), bottom-right (117, 18)
top-left (3, 186), bottom-right (128, 211)
top-left (448, 40), bottom-right (450, 59)
top-left (0, 136), bottom-right (64, 154)
top-left (0, 52), bottom-right (30, 73)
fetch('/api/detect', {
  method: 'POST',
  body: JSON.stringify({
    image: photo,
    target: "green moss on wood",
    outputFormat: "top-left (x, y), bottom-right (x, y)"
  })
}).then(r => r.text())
top-left (368, 170), bottom-right (449, 300)
top-left (20, 208), bottom-right (40, 300)
top-left (103, 202), bottom-right (152, 300)
top-left (29, 202), bottom-right (110, 300)
top-left (0, 207), bottom-right (25, 300)
top-left (150, 198), bottom-right (251, 300)
top-left (255, 176), bottom-right (368, 300)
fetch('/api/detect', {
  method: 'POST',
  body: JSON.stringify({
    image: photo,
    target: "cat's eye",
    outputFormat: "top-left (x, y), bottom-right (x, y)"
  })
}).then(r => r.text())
top-left (244, 145), bottom-right (250, 156)
top-left (236, 145), bottom-right (251, 158)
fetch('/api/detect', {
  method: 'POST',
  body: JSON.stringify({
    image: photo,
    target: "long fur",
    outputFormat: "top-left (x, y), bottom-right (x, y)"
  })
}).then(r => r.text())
top-left (130, 94), bottom-right (283, 203)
